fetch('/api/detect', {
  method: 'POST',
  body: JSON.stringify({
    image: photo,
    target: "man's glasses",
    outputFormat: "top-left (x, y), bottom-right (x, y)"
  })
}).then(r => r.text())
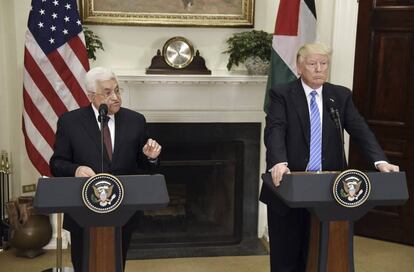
top-left (95, 88), bottom-right (123, 99)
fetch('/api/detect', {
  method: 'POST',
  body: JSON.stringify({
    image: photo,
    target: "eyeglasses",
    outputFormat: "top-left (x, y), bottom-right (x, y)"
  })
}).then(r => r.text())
top-left (94, 88), bottom-right (123, 99)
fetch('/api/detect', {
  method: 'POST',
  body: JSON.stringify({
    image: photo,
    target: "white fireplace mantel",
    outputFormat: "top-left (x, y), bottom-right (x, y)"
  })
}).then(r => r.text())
top-left (115, 69), bottom-right (268, 84)
top-left (115, 70), bottom-right (268, 123)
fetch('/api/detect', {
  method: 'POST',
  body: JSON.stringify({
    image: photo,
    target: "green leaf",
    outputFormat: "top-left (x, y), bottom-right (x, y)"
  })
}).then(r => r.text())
top-left (223, 30), bottom-right (272, 70)
top-left (83, 27), bottom-right (104, 61)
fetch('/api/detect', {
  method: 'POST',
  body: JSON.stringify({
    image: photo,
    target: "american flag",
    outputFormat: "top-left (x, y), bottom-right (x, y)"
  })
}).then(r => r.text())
top-left (23, 0), bottom-right (90, 176)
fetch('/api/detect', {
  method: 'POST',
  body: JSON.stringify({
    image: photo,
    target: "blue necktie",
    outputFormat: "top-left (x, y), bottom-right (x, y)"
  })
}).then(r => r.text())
top-left (308, 91), bottom-right (321, 171)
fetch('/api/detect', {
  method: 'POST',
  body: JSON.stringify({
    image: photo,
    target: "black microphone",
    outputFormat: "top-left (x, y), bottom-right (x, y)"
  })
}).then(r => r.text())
top-left (326, 98), bottom-right (340, 129)
top-left (98, 104), bottom-right (108, 123)
top-left (326, 98), bottom-right (347, 170)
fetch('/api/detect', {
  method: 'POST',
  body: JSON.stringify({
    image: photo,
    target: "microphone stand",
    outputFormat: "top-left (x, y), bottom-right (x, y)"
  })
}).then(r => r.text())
top-left (329, 108), bottom-right (347, 170)
top-left (41, 214), bottom-right (73, 272)
top-left (98, 103), bottom-right (109, 174)
top-left (98, 115), bottom-right (109, 174)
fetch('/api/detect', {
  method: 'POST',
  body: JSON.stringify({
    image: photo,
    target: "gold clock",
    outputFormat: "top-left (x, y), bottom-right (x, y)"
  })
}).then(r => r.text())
top-left (162, 36), bottom-right (195, 69)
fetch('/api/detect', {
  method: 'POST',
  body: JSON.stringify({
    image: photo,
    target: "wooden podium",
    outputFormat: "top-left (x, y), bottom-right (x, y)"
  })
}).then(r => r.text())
top-left (34, 174), bottom-right (169, 272)
top-left (262, 171), bottom-right (408, 272)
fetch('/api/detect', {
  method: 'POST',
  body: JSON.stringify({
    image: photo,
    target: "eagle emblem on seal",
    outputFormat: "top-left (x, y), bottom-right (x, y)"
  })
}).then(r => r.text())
top-left (92, 181), bottom-right (116, 207)
top-left (341, 178), bottom-right (363, 202)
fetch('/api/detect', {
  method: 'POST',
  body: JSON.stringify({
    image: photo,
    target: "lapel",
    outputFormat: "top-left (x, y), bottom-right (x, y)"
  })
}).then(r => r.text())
top-left (291, 80), bottom-right (310, 148)
top-left (321, 83), bottom-right (336, 155)
top-left (79, 105), bottom-right (101, 153)
top-left (112, 108), bottom-right (125, 163)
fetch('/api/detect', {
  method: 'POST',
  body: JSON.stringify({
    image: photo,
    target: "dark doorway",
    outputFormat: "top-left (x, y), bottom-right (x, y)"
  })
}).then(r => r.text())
top-left (128, 123), bottom-right (267, 259)
top-left (350, 0), bottom-right (414, 244)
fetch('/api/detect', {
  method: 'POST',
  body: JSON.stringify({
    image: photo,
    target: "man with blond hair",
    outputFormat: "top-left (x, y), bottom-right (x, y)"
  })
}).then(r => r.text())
top-left (260, 43), bottom-right (399, 271)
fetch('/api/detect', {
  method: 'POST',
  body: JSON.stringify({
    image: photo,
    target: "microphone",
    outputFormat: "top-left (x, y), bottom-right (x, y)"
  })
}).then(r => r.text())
top-left (98, 104), bottom-right (108, 123)
top-left (326, 98), bottom-right (340, 129)
top-left (98, 104), bottom-right (109, 173)
top-left (325, 98), bottom-right (347, 170)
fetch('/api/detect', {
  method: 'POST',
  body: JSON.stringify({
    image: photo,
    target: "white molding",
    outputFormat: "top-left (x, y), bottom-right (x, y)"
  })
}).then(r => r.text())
top-left (115, 70), bottom-right (268, 85)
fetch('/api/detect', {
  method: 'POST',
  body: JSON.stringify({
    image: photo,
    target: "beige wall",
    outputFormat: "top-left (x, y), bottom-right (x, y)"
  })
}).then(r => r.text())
top-left (0, 0), bottom-right (8, 149)
top-left (0, 0), bottom-right (357, 198)
top-left (1, 0), bottom-right (32, 197)
top-left (0, 0), bottom-right (12, 149)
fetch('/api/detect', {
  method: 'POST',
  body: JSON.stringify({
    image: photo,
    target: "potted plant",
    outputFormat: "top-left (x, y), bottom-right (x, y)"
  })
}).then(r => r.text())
top-left (83, 27), bottom-right (104, 61)
top-left (223, 30), bottom-right (272, 75)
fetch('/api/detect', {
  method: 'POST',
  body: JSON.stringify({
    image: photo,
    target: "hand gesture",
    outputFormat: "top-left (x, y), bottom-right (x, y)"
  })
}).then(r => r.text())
top-left (142, 138), bottom-right (162, 159)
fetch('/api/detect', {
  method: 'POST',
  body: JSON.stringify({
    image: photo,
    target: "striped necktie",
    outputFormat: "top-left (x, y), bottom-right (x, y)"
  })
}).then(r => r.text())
top-left (308, 91), bottom-right (321, 171)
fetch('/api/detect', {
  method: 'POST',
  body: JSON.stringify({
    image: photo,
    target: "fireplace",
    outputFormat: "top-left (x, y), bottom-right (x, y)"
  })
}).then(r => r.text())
top-left (128, 123), bottom-right (265, 259)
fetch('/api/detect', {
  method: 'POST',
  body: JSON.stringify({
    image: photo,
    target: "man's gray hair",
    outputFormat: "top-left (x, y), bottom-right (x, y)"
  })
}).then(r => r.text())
top-left (296, 43), bottom-right (331, 64)
top-left (85, 67), bottom-right (117, 93)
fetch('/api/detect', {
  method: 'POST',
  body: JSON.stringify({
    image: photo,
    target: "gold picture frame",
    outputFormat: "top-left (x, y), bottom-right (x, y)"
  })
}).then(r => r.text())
top-left (80, 0), bottom-right (255, 27)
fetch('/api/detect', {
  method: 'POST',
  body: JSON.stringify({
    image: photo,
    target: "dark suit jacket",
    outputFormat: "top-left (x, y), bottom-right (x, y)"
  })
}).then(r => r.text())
top-left (50, 105), bottom-right (157, 229)
top-left (260, 79), bottom-right (387, 214)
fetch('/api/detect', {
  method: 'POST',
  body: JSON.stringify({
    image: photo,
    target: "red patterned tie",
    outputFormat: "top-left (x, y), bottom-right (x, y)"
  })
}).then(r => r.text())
top-left (103, 124), bottom-right (112, 161)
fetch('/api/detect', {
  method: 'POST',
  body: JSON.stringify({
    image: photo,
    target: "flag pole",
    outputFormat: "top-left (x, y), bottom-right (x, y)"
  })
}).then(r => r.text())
top-left (42, 213), bottom-right (73, 272)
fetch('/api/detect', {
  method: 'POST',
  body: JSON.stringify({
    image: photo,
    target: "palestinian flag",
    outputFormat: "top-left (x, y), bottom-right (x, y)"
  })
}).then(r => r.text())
top-left (264, 0), bottom-right (317, 113)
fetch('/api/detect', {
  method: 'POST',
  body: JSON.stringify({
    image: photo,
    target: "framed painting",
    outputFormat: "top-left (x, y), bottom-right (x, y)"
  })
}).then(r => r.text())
top-left (80, 0), bottom-right (255, 27)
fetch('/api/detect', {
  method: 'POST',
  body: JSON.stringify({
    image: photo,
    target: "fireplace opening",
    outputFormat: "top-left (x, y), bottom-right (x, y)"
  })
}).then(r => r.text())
top-left (135, 141), bottom-right (242, 246)
top-left (128, 123), bottom-right (266, 259)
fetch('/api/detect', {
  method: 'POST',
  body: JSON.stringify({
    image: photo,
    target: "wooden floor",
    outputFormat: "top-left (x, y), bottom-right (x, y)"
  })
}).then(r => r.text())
top-left (0, 236), bottom-right (413, 272)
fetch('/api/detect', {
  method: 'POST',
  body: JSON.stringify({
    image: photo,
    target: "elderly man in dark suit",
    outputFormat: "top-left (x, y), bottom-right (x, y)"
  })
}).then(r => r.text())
top-left (50, 67), bottom-right (161, 272)
top-left (260, 43), bottom-right (399, 272)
